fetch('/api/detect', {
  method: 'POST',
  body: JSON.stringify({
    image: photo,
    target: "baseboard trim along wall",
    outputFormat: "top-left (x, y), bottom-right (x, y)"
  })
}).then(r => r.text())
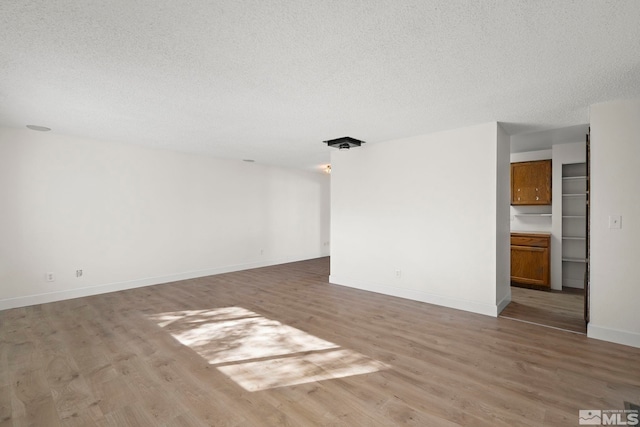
top-left (329, 275), bottom-right (502, 317)
top-left (588, 323), bottom-right (640, 349)
top-left (496, 293), bottom-right (512, 315)
top-left (0, 255), bottom-right (324, 311)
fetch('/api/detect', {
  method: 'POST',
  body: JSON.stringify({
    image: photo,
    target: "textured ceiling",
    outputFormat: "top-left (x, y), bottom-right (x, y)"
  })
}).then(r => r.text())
top-left (1, 1), bottom-right (639, 170)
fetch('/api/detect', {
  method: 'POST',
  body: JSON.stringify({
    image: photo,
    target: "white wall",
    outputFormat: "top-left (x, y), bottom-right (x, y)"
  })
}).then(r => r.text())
top-left (0, 127), bottom-right (330, 309)
top-left (330, 122), bottom-right (509, 317)
top-left (588, 99), bottom-right (640, 348)
top-left (496, 124), bottom-right (511, 311)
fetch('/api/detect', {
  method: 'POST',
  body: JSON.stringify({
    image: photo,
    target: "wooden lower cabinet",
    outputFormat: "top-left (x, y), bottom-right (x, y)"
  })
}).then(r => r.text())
top-left (511, 232), bottom-right (550, 288)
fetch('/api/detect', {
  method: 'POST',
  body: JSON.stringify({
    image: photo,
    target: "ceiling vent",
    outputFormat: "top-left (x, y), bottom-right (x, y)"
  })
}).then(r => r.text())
top-left (323, 136), bottom-right (365, 150)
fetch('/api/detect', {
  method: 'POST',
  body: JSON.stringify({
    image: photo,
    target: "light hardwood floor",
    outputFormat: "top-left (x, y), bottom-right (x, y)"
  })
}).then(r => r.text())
top-left (1, 257), bottom-right (639, 426)
top-left (500, 286), bottom-right (586, 334)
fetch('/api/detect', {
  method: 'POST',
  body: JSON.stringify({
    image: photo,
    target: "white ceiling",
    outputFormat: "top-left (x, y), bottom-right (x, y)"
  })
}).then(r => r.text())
top-left (1, 1), bottom-right (639, 170)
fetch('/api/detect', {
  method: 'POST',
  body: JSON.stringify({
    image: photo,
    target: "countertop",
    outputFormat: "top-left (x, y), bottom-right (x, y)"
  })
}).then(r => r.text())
top-left (510, 231), bottom-right (551, 236)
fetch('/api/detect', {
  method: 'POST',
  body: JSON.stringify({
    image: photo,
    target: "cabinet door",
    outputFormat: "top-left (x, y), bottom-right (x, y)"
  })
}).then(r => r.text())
top-left (511, 245), bottom-right (550, 287)
top-left (511, 160), bottom-right (551, 205)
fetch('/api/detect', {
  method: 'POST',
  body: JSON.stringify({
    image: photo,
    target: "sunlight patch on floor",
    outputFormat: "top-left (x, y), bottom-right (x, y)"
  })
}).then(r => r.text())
top-left (217, 348), bottom-right (388, 391)
top-left (148, 307), bottom-right (388, 391)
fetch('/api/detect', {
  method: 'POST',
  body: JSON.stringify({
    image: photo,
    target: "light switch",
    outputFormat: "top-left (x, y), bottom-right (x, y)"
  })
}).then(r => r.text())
top-left (609, 215), bottom-right (622, 229)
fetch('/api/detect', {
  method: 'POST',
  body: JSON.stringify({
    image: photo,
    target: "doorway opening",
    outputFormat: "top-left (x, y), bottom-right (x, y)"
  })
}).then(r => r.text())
top-left (500, 127), bottom-right (590, 334)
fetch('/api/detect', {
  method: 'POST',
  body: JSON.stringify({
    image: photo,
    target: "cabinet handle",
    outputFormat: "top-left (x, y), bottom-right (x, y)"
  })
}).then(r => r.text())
top-left (517, 188), bottom-right (520, 192)
top-left (518, 197), bottom-right (521, 201)
top-left (536, 196), bottom-right (539, 200)
top-left (536, 188), bottom-right (539, 191)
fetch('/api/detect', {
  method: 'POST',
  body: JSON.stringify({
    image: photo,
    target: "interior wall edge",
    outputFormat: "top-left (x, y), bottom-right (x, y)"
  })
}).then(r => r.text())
top-left (328, 275), bottom-right (501, 317)
top-left (496, 292), bottom-right (512, 314)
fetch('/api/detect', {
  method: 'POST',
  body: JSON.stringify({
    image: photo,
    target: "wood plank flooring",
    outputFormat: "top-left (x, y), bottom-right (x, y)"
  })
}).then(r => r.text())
top-left (500, 286), bottom-right (586, 334)
top-left (1, 257), bottom-right (639, 426)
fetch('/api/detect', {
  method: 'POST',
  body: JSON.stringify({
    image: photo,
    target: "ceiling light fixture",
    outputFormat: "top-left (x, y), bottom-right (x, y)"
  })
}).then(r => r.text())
top-left (323, 136), bottom-right (365, 150)
top-left (26, 125), bottom-right (51, 132)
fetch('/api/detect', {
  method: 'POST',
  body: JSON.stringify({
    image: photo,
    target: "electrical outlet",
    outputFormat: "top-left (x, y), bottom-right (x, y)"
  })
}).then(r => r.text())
top-left (395, 269), bottom-right (402, 279)
top-left (609, 215), bottom-right (622, 229)
top-left (76, 269), bottom-right (83, 277)
top-left (46, 272), bottom-right (55, 282)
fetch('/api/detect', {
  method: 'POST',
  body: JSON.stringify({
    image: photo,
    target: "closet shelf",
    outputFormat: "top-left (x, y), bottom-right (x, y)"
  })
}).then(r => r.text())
top-left (561, 162), bottom-right (588, 288)
top-left (514, 213), bottom-right (552, 217)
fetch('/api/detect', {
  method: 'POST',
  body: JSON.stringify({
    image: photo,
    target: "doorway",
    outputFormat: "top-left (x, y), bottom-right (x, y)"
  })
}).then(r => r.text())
top-left (500, 128), bottom-right (589, 334)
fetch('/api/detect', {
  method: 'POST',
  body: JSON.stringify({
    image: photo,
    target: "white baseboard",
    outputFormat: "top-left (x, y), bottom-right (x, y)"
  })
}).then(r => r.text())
top-left (0, 255), bottom-right (325, 311)
top-left (588, 323), bottom-right (640, 349)
top-left (496, 291), bottom-right (512, 314)
top-left (562, 278), bottom-right (584, 289)
top-left (329, 275), bottom-right (501, 317)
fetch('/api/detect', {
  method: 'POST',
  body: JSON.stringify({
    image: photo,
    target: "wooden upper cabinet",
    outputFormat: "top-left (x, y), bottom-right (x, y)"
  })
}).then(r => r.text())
top-left (511, 160), bottom-right (552, 205)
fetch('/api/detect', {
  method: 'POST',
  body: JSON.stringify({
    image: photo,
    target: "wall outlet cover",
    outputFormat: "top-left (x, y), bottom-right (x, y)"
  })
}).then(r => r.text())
top-left (609, 215), bottom-right (622, 229)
